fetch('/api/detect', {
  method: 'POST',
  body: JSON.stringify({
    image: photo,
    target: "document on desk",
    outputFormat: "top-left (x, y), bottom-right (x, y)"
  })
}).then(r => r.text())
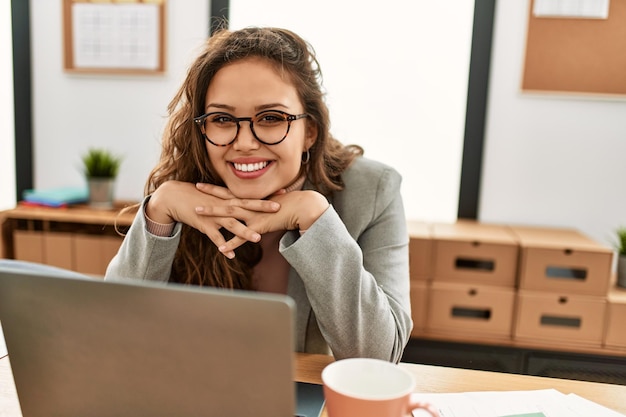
top-left (0, 321), bottom-right (7, 358)
top-left (411, 389), bottom-right (625, 417)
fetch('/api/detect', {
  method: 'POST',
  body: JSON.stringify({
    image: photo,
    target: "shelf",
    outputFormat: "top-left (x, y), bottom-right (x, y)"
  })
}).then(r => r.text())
top-left (1, 202), bottom-right (139, 276)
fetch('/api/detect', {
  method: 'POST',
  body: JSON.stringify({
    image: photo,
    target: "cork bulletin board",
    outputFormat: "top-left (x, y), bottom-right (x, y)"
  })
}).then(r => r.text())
top-left (62, 0), bottom-right (167, 75)
top-left (522, 0), bottom-right (626, 96)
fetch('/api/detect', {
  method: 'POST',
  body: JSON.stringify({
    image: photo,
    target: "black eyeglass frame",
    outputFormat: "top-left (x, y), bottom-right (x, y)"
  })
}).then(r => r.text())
top-left (193, 110), bottom-right (308, 147)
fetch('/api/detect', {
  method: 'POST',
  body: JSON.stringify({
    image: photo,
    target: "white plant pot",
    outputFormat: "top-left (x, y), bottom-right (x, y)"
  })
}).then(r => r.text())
top-left (618, 255), bottom-right (626, 288)
top-left (88, 178), bottom-right (115, 209)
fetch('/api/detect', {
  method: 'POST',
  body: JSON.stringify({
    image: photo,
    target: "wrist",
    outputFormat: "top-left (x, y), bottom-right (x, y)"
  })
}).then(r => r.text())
top-left (145, 187), bottom-right (175, 224)
top-left (297, 191), bottom-right (329, 231)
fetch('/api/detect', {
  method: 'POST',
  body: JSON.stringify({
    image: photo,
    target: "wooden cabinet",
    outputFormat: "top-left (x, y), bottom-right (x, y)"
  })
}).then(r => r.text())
top-left (1, 204), bottom-right (137, 276)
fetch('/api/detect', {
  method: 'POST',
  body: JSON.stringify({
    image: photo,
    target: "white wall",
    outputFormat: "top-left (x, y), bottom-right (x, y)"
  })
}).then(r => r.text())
top-left (32, 1), bottom-right (624, 248)
top-left (1, 1), bottom-right (16, 210)
top-left (229, 1), bottom-right (475, 223)
top-left (480, 0), bottom-right (626, 248)
top-left (30, 0), bottom-right (210, 202)
top-left (27, 0), bottom-right (474, 223)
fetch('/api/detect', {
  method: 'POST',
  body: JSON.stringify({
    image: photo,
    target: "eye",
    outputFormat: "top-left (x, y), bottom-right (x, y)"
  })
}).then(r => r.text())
top-left (256, 111), bottom-right (287, 126)
top-left (208, 113), bottom-right (236, 126)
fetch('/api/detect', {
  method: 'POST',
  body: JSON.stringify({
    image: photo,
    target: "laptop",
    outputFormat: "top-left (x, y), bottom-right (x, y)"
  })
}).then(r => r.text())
top-left (0, 264), bottom-right (325, 417)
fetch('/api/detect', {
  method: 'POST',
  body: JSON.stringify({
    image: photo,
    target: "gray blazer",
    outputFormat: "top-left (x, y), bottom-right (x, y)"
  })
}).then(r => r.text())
top-left (105, 156), bottom-right (412, 362)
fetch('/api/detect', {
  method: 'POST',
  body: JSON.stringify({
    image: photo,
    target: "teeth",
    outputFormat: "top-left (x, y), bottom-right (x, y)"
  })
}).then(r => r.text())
top-left (233, 161), bottom-right (269, 172)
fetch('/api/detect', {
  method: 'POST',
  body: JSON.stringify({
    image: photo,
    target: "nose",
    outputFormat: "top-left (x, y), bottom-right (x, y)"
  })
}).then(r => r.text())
top-left (232, 120), bottom-right (260, 150)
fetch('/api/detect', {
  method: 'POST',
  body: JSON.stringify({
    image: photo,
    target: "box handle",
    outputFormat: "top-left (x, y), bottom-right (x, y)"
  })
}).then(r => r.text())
top-left (540, 315), bottom-right (581, 328)
top-left (451, 306), bottom-right (491, 320)
top-left (455, 257), bottom-right (495, 272)
top-left (545, 266), bottom-right (587, 281)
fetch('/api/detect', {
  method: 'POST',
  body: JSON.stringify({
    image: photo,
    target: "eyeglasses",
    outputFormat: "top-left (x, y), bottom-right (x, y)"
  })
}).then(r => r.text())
top-left (194, 110), bottom-right (308, 146)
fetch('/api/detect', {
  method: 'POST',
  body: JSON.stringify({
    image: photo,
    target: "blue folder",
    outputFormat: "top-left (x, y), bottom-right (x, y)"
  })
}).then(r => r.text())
top-left (22, 186), bottom-right (88, 207)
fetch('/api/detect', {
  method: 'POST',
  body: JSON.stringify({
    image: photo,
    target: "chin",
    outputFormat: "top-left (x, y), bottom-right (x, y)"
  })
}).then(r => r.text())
top-left (230, 187), bottom-right (275, 200)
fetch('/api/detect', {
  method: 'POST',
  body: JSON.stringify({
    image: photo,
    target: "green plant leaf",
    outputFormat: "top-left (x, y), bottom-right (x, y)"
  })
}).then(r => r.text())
top-left (616, 226), bottom-right (626, 256)
top-left (81, 148), bottom-right (123, 179)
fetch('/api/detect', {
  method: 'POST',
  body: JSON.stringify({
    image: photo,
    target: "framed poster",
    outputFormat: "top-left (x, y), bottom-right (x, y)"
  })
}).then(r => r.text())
top-left (62, 0), bottom-right (166, 74)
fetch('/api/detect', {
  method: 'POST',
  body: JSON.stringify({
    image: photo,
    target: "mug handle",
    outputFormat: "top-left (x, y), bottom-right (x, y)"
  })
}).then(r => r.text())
top-left (407, 394), bottom-right (439, 417)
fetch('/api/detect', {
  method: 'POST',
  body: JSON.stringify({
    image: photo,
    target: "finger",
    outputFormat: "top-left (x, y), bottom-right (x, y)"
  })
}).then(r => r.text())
top-left (196, 183), bottom-right (281, 213)
top-left (219, 247), bottom-right (236, 260)
top-left (219, 217), bottom-right (261, 244)
top-left (195, 219), bottom-right (257, 260)
top-left (195, 182), bottom-right (235, 199)
top-left (237, 198), bottom-right (281, 213)
top-left (195, 200), bottom-right (280, 216)
top-left (219, 236), bottom-right (249, 258)
top-left (202, 227), bottom-right (228, 250)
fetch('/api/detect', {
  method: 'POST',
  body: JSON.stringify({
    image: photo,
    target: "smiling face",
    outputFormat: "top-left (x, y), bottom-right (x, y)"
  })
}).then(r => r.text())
top-left (203, 57), bottom-right (316, 199)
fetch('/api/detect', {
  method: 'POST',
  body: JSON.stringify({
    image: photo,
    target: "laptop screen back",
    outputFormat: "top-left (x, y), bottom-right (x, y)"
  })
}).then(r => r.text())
top-left (0, 269), bottom-right (297, 417)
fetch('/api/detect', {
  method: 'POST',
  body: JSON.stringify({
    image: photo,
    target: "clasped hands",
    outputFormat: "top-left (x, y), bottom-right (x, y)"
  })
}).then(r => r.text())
top-left (145, 180), bottom-right (330, 259)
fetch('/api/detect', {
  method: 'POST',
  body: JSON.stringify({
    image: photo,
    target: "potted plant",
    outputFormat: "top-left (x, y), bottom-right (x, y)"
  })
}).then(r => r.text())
top-left (616, 226), bottom-right (626, 288)
top-left (81, 148), bottom-right (123, 209)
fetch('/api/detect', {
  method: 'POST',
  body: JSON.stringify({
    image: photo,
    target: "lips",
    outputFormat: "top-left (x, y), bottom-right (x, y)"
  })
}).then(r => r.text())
top-left (229, 159), bottom-right (273, 179)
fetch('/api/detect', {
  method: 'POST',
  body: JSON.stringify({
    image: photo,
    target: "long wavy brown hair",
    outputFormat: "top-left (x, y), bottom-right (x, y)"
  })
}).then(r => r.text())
top-left (144, 27), bottom-right (362, 289)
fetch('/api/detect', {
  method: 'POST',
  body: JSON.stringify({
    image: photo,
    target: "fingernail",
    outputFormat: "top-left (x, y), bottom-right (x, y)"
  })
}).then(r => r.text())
top-left (270, 202), bottom-right (280, 210)
top-left (252, 233), bottom-right (261, 242)
top-left (195, 206), bottom-right (204, 213)
top-left (218, 247), bottom-right (235, 259)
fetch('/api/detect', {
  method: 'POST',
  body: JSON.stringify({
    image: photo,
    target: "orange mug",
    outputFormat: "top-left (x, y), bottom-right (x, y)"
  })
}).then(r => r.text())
top-left (321, 358), bottom-right (438, 417)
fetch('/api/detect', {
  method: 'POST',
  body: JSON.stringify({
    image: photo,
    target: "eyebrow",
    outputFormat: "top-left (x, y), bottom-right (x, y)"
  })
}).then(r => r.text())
top-left (205, 103), bottom-right (235, 112)
top-left (205, 102), bottom-right (290, 112)
top-left (256, 103), bottom-right (289, 111)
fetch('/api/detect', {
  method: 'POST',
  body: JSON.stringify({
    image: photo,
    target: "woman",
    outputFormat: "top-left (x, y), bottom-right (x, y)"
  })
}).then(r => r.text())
top-left (106, 27), bottom-right (412, 362)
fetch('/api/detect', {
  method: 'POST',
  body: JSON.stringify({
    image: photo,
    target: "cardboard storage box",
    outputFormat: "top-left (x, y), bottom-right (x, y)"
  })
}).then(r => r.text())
top-left (514, 290), bottom-right (606, 347)
top-left (604, 288), bottom-right (626, 348)
top-left (426, 281), bottom-right (516, 338)
top-left (13, 230), bottom-right (45, 263)
top-left (101, 235), bottom-right (123, 267)
top-left (432, 222), bottom-right (519, 287)
top-left (407, 221), bottom-right (432, 281)
top-left (410, 281), bottom-right (429, 336)
top-left (43, 232), bottom-right (73, 270)
top-left (512, 226), bottom-right (613, 296)
top-left (73, 235), bottom-right (123, 276)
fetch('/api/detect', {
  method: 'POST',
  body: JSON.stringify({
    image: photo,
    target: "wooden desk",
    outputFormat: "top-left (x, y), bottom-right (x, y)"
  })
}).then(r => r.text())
top-left (0, 203), bottom-right (137, 227)
top-left (0, 204), bottom-right (137, 276)
top-left (1, 353), bottom-right (625, 416)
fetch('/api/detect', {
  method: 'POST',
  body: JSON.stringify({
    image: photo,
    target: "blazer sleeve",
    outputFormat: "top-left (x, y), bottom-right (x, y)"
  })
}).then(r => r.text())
top-left (280, 162), bottom-right (412, 362)
top-left (105, 196), bottom-right (182, 282)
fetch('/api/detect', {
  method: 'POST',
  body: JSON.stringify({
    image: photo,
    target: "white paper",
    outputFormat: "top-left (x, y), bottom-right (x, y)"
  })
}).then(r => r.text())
top-left (533, 0), bottom-right (610, 19)
top-left (564, 393), bottom-right (626, 417)
top-left (72, 3), bottom-right (160, 70)
top-left (411, 389), bottom-right (625, 417)
top-left (0, 321), bottom-right (7, 358)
